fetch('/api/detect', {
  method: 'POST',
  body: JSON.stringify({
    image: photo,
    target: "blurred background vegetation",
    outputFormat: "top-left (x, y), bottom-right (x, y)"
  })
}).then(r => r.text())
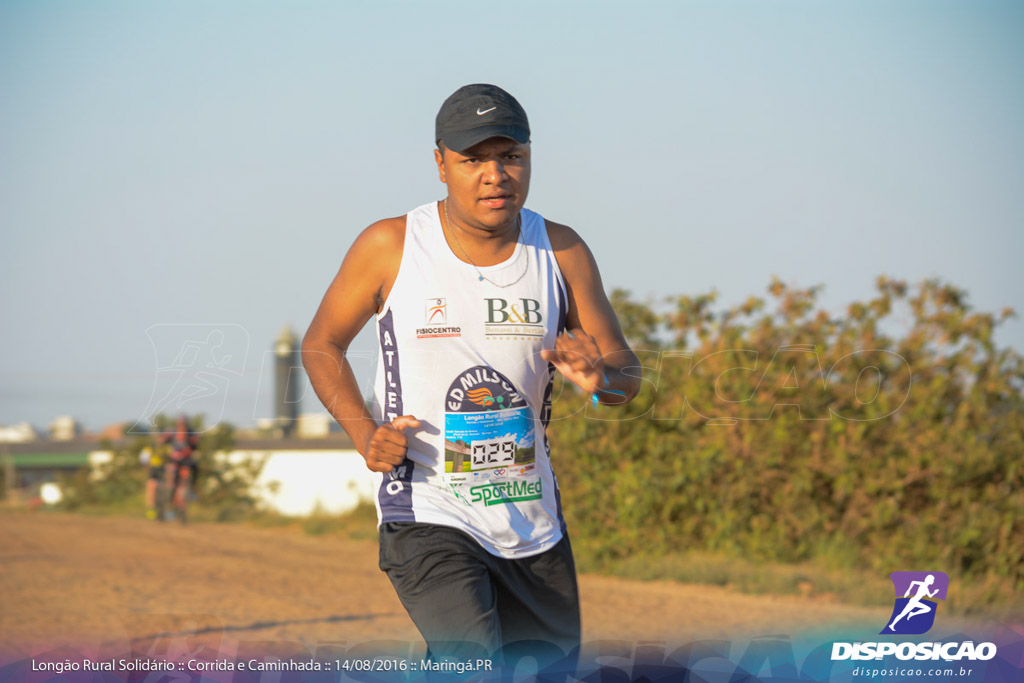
top-left (552, 276), bottom-right (1022, 615)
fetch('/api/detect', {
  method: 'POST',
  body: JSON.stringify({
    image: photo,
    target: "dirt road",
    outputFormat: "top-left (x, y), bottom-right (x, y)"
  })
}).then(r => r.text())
top-left (0, 511), bottom-right (916, 660)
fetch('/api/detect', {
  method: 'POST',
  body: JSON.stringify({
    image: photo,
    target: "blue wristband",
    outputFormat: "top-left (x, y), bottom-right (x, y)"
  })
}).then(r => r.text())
top-left (592, 371), bottom-right (626, 405)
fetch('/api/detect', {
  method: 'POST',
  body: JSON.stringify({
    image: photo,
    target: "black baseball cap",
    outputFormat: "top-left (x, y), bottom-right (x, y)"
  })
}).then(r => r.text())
top-left (435, 84), bottom-right (530, 153)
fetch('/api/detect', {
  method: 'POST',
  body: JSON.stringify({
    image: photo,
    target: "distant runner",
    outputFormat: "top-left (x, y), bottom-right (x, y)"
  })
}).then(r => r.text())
top-left (161, 415), bottom-right (199, 522)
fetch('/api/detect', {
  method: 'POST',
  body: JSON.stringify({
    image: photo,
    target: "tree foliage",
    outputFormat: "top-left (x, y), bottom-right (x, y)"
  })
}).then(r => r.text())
top-left (552, 278), bottom-right (1023, 600)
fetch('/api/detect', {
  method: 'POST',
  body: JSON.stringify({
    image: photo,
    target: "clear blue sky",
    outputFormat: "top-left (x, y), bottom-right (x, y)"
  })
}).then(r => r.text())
top-left (2, 0), bottom-right (1022, 432)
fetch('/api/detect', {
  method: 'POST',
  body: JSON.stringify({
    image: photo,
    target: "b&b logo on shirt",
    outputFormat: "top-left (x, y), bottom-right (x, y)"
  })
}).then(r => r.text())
top-left (485, 298), bottom-right (544, 340)
top-left (486, 298), bottom-right (541, 324)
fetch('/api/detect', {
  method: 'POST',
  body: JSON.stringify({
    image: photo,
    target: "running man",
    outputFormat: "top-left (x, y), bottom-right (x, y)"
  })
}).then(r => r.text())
top-left (161, 415), bottom-right (199, 521)
top-left (303, 84), bottom-right (640, 667)
top-left (888, 574), bottom-right (939, 631)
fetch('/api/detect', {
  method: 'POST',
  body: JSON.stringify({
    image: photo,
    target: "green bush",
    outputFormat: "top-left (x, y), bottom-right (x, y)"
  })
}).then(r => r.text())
top-left (58, 436), bottom-right (148, 509)
top-left (553, 277), bottom-right (1023, 606)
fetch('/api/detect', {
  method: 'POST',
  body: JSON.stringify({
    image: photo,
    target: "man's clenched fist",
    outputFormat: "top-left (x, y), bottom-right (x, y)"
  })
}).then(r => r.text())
top-left (364, 415), bottom-right (420, 473)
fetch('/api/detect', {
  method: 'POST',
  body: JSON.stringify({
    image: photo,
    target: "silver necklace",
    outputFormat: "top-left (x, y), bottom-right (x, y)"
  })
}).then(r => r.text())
top-left (443, 199), bottom-right (529, 288)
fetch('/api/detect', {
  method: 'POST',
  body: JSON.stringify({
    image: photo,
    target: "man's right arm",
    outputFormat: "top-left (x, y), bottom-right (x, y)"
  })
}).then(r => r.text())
top-left (301, 217), bottom-right (418, 473)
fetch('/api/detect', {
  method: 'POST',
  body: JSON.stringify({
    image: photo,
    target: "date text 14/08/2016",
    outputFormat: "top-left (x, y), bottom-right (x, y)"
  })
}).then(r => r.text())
top-left (340, 659), bottom-right (494, 674)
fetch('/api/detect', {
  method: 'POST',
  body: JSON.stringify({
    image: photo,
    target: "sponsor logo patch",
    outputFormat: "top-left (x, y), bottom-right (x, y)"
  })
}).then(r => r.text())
top-left (484, 297), bottom-right (544, 340)
top-left (469, 478), bottom-right (543, 506)
top-left (417, 298), bottom-right (461, 339)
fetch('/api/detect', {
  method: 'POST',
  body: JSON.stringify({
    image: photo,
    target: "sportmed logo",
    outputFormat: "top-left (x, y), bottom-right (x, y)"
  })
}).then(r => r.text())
top-left (469, 478), bottom-right (542, 506)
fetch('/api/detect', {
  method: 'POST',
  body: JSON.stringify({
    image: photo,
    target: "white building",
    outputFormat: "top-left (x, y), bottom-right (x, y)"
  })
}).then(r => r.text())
top-left (0, 422), bottom-right (38, 443)
top-left (224, 443), bottom-right (374, 516)
top-left (49, 416), bottom-right (82, 441)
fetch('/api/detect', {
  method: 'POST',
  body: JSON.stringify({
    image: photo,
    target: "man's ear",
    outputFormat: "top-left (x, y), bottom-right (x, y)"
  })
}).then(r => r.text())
top-left (434, 148), bottom-right (447, 184)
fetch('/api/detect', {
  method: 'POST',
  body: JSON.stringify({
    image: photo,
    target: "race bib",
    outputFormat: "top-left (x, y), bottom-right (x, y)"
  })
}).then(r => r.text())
top-left (444, 365), bottom-right (540, 506)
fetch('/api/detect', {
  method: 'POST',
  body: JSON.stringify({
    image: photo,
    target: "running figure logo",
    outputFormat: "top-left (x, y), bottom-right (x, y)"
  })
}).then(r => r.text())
top-left (425, 298), bottom-right (447, 325)
top-left (132, 324), bottom-right (249, 434)
top-left (880, 571), bottom-right (949, 635)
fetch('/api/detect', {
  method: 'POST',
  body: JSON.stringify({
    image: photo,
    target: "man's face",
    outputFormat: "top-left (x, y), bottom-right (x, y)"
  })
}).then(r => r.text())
top-left (435, 137), bottom-right (531, 231)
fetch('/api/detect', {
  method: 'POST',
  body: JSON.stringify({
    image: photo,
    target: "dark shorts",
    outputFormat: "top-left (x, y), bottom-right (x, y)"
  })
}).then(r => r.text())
top-left (378, 522), bottom-right (580, 667)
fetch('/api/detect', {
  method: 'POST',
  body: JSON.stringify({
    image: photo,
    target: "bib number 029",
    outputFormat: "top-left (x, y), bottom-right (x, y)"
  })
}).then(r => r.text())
top-left (470, 437), bottom-right (515, 469)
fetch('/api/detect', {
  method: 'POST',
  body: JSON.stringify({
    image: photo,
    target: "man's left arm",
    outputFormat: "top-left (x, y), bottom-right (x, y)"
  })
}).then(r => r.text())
top-left (541, 221), bottom-right (641, 405)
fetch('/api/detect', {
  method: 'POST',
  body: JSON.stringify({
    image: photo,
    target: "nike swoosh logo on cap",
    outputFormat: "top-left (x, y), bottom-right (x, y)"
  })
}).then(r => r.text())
top-left (476, 107), bottom-right (497, 115)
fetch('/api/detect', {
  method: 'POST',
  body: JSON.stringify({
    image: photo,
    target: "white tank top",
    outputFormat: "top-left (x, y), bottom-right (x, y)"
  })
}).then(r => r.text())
top-left (370, 201), bottom-right (568, 558)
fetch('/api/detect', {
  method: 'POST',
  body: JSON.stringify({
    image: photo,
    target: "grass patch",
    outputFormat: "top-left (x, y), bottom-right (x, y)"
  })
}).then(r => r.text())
top-left (35, 490), bottom-right (380, 543)
top-left (55, 493), bottom-right (150, 519)
top-left (246, 501), bottom-right (380, 542)
top-left (574, 548), bottom-right (1024, 619)
top-left (304, 501), bottom-right (379, 540)
top-left (575, 549), bottom-right (890, 604)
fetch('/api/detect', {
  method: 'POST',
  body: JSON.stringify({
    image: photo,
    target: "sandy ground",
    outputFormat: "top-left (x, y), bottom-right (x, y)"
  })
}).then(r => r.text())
top-left (0, 511), bottom-right (996, 667)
